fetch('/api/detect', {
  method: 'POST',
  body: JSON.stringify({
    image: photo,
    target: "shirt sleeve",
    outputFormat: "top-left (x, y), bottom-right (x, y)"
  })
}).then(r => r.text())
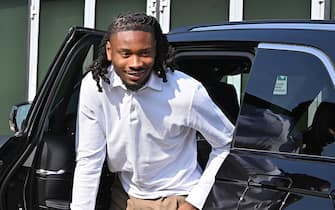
top-left (185, 83), bottom-right (234, 209)
top-left (70, 75), bottom-right (107, 210)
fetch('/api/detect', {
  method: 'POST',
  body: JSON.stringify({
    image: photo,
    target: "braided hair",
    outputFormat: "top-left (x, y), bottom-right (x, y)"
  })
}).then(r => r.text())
top-left (89, 12), bottom-right (171, 92)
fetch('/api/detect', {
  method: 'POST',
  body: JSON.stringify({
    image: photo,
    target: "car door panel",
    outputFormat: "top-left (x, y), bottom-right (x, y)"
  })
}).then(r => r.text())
top-left (205, 150), bottom-right (335, 209)
top-left (34, 134), bottom-right (74, 209)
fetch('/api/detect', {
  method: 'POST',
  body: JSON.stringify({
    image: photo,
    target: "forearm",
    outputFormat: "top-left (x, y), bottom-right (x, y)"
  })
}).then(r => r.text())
top-left (71, 156), bottom-right (105, 210)
top-left (185, 149), bottom-right (229, 209)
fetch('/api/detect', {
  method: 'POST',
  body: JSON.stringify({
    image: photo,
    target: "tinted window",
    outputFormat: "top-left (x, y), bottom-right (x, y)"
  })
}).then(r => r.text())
top-left (234, 46), bottom-right (335, 158)
top-left (47, 35), bottom-right (101, 136)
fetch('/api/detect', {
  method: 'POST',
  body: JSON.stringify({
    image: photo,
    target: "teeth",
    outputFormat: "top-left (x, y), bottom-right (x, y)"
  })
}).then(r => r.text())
top-left (128, 71), bottom-right (143, 75)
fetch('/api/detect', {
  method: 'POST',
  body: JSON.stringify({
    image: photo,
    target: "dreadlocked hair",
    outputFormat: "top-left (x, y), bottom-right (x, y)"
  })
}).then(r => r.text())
top-left (89, 12), bottom-right (171, 92)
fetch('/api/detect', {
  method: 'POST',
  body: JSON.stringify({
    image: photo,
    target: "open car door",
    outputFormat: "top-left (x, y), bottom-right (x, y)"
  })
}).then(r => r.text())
top-left (0, 27), bottom-right (107, 210)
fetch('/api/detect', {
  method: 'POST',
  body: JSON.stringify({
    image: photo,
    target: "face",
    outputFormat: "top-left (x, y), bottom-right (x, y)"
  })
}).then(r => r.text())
top-left (106, 30), bottom-right (156, 91)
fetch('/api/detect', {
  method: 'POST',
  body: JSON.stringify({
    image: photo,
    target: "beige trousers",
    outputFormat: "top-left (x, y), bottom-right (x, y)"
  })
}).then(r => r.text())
top-left (109, 178), bottom-right (187, 210)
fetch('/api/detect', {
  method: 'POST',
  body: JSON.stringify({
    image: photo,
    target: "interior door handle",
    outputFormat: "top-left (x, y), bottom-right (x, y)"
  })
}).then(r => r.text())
top-left (36, 169), bottom-right (65, 176)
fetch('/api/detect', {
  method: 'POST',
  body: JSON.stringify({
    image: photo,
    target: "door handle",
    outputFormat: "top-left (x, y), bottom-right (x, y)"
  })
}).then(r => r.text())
top-left (237, 174), bottom-right (293, 210)
top-left (36, 169), bottom-right (65, 176)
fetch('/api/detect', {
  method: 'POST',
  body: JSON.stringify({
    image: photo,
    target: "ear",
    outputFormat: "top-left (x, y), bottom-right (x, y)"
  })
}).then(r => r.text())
top-left (106, 41), bottom-right (112, 61)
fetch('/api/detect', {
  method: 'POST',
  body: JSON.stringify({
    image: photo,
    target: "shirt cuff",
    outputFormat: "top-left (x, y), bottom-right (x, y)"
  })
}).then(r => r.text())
top-left (185, 151), bottom-right (229, 209)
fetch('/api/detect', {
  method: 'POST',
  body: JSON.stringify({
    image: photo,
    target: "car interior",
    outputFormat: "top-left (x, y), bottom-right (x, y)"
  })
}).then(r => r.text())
top-left (172, 52), bottom-right (253, 124)
top-left (171, 51), bottom-right (253, 169)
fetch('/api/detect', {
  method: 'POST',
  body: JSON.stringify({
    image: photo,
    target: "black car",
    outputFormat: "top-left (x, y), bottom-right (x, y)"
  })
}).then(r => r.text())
top-left (2, 20), bottom-right (335, 210)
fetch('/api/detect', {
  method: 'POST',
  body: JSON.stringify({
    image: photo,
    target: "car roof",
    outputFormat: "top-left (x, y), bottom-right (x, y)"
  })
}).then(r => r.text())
top-left (169, 19), bottom-right (335, 34)
top-left (167, 20), bottom-right (335, 43)
top-left (167, 20), bottom-right (335, 58)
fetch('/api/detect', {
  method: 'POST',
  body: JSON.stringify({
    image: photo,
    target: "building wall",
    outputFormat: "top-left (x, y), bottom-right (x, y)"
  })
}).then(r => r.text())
top-left (170, 0), bottom-right (229, 29)
top-left (0, 1), bottom-right (28, 137)
top-left (95, 0), bottom-right (146, 30)
top-left (0, 0), bottom-right (333, 137)
top-left (244, 0), bottom-right (311, 20)
top-left (38, 0), bottom-right (84, 85)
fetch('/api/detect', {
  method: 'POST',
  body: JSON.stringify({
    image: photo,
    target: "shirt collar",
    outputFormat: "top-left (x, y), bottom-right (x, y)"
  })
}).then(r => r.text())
top-left (109, 65), bottom-right (162, 91)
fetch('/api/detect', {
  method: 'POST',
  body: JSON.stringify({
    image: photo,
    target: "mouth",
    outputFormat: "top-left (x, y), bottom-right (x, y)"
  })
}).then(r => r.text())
top-left (127, 70), bottom-right (146, 81)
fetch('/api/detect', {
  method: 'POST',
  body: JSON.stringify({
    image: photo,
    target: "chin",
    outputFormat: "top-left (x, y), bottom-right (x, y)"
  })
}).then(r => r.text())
top-left (125, 83), bottom-right (144, 91)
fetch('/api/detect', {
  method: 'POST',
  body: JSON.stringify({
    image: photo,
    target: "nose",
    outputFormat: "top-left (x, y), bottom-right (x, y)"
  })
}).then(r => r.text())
top-left (129, 55), bottom-right (143, 69)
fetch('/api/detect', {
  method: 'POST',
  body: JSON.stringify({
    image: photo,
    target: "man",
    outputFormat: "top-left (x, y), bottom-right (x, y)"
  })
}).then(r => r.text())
top-left (71, 12), bottom-right (234, 210)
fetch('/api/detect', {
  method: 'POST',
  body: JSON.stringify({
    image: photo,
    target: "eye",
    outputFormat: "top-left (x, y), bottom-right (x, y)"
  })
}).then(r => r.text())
top-left (140, 50), bottom-right (152, 57)
top-left (120, 51), bottom-right (131, 58)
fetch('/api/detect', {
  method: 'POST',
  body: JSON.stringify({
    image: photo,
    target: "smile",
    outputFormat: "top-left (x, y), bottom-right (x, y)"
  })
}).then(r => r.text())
top-left (127, 70), bottom-right (146, 81)
top-left (128, 70), bottom-right (145, 76)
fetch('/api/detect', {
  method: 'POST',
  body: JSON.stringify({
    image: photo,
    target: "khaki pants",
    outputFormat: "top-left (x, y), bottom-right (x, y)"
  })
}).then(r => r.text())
top-left (109, 178), bottom-right (187, 210)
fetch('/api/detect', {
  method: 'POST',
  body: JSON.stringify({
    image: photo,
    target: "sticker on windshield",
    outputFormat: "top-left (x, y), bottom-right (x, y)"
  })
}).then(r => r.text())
top-left (273, 75), bottom-right (287, 95)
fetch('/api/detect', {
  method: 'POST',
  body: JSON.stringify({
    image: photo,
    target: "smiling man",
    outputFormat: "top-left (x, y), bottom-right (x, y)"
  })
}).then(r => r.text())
top-left (106, 30), bottom-right (155, 91)
top-left (71, 12), bottom-right (234, 210)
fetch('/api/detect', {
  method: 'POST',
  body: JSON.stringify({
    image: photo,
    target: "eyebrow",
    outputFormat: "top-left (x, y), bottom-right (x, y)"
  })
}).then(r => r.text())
top-left (118, 48), bottom-right (153, 52)
top-left (118, 48), bottom-right (131, 52)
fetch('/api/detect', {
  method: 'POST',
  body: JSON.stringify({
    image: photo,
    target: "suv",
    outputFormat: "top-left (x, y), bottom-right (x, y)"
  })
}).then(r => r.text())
top-left (2, 20), bottom-right (335, 210)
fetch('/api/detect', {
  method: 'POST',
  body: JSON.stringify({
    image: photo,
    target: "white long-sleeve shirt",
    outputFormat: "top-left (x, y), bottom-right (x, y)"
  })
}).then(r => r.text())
top-left (71, 66), bottom-right (234, 210)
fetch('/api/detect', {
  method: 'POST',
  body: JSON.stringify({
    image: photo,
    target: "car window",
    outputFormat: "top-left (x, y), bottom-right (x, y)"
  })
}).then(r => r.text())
top-left (173, 51), bottom-right (253, 124)
top-left (47, 35), bottom-right (101, 136)
top-left (234, 43), bottom-right (335, 158)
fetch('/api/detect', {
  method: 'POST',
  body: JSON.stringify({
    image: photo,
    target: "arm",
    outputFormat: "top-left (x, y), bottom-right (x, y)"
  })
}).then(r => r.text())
top-left (185, 84), bottom-right (234, 210)
top-left (70, 75), bottom-right (107, 210)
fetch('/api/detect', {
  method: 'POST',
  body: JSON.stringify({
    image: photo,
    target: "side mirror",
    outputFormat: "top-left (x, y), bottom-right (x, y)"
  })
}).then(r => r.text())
top-left (9, 102), bottom-right (31, 133)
